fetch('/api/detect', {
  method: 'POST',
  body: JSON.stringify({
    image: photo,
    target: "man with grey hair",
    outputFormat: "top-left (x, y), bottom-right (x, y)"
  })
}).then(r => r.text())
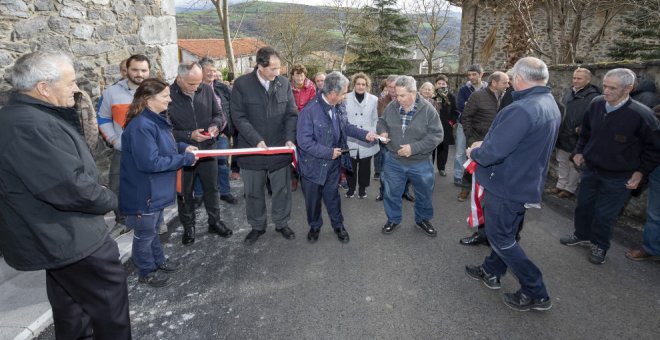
top-left (297, 71), bottom-right (378, 243)
top-left (464, 57), bottom-right (560, 312)
top-left (169, 61), bottom-right (231, 245)
top-left (560, 68), bottom-right (660, 265)
top-left (378, 75), bottom-right (443, 238)
top-left (0, 51), bottom-right (131, 338)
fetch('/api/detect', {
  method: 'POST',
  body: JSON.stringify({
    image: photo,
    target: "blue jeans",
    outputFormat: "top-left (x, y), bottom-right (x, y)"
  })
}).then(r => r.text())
top-left (374, 147), bottom-right (384, 174)
top-left (382, 152), bottom-right (435, 224)
top-left (574, 168), bottom-right (631, 251)
top-left (453, 123), bottom-right (466, 181)
top-left (127, 210), bottom-right (166, 278)
top-left (643, 167), bottom-right (660, 255)
top-left (194, 136), bottom-right (231, 196)
top-left (482, 191), bottom-right (548, 299)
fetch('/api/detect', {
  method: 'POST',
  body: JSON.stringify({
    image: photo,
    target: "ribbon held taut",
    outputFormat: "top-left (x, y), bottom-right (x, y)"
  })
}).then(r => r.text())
top-left (176, 146), bottom-right (297, 195)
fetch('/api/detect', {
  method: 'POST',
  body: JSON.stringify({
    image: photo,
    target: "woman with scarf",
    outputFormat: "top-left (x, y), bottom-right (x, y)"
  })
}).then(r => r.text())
top-left (432, 75), bottom-right (458, 177)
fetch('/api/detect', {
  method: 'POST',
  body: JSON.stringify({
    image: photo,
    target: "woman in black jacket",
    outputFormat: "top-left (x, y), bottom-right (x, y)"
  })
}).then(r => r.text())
top-left (433, 74), bottom-right (458, 176)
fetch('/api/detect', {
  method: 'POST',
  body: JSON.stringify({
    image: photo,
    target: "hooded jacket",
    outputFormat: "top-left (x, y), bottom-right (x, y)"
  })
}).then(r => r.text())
top-left (0, 93), bottom-right (116, 271)
top-left (631, 75), bottom-right (659, 109)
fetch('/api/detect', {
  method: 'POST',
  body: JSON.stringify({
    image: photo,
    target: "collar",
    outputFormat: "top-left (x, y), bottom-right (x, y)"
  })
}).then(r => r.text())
top-left (256, 69), bottom-right (270, 89)
top-left (511, 86), bottom-right (552, 101)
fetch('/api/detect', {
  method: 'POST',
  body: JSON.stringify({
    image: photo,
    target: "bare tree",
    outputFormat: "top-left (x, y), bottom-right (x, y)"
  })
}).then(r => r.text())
top-left (404, 0), bottom-right (458, 74)
top-left (261, 9), bottom-right (333, 71)
top-left (208, 0), bottom-right (236, 74)
top-left (505, 0), bottom-right (630, 64)
top-left (326, 0), bottom-right (365, 71)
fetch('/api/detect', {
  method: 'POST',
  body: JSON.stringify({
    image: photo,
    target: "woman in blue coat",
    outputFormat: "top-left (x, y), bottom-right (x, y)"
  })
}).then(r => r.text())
top-left (120, 78), bottom-right (197, 288)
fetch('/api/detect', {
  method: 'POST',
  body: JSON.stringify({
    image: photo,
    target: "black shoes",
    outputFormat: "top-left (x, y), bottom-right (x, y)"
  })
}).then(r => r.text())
top-left (139, 271), bottom-right (171, 288)
top-left (589, 244), bottom-right (607, 264)
top-left (465, 265), bottom-right (501, 290)
top-left (559, 234), bottom-right (590, 246)
top-left (402, 192), bottom-right (415, 202)
top-left (415, 220), bottom-right (437, 237)
top-left (244, 230), bottom-right (265, 245)
top-left (307, 229), bottom-right (320, 243)
top-left (276, 226), bottom-right (296, 240)
top-left (182, 226), bottom-right (195, 245)
top-left (460, 232), bottom-right (489, 246)
top-left (209, 221), bottom-right (233, 238)
top-left (376, 193), bottom-right (383, 201)
top-left (502, 291), bottom-right (552, 311)
top-left (220, 194), bottom-right (237, 204)
top-left (335, 228), bottom-right (350, 243)
top-left (382, 221), bottom-right (399, 234)
top-left (158, 259), bottom-right (181, 274)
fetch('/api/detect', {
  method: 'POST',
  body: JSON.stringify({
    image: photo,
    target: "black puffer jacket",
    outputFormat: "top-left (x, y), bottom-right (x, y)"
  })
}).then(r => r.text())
top-left (169, 82), bottom-right (224, 150)
top-left (0, 93), bottom-right (116, 271)
top-left (556, 84), bottom-right (601, 152)
top-left (230, 70), bottom-right (298, 171)
top-left (631, 75), bottom-right (659, 109)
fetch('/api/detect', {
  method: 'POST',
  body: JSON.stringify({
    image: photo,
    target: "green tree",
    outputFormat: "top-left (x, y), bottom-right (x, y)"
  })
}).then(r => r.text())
top-left (608, 1), bottom-right (660, 60)
top-left (349, 0), bottom-right (414, 75)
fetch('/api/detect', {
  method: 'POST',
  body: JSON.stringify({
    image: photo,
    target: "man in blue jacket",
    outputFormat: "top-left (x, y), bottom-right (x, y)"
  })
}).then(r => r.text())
top-left (297, 72), bottom-right (378, 243)
top-left (465, 57), bottom-right (560, 312)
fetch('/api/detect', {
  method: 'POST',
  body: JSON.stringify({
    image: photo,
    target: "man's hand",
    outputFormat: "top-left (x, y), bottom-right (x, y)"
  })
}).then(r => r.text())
top-left (573, 153), bottom-right (584, 167)
top-left (257, 141), bottom-right (268, 149)
top-left (192, 129), bottom-right (212, 142)
top-left (398, 144), bottom-right (412, 157)
top-left (285, 141), bottom-right (295, 147)
top-left (207, 126), bottom-right (219, 138)
top-left (332, 148), bottom-right (342, 159)
top-left (185, 145), bottom-right (198, 153)
top-left (378, 132), bottom-right (390, 144)
top-left (365, 131), bottom-right (378, 142)
top-left (626, 171), bottom-right (643, 190)
top-left (466, 141), bottom-right (482, 159)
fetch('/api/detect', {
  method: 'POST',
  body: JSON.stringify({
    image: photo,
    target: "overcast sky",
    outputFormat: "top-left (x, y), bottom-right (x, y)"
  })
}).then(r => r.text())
top-left (175, 0), bottom-right (331, 8)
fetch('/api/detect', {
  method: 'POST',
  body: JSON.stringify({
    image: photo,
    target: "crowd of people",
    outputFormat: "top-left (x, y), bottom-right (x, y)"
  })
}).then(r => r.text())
top-left (0, 45), bottom-right (658, 338)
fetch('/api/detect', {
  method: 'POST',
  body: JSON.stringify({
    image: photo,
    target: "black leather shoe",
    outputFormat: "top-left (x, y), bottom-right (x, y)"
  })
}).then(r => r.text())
top-left (415, 220), bottom-right (437, 237)
top-left (459, 232), bottom-right (489, 246)
top-left (182, 226), bottom-right (195, 245)
top-left (502, 290), bottom-right (552, 311)
top-left (382, 221), bottom-right (399, 234)
top-left (376, 193), bottom-right (383, 201)
top-left (158, 259), bottom-right (181, 273)
top-left (276, 226), bottom-right (295, 240)
top-left (335, 228), bottom-right (350, 243)
top-left (220, 194), bottom-right (237, 204)
top-left (402, 192), bottom-right (415, 202)
top-left (465, 264), bottom-right (500, 289)
top-left (209, 221), bottom-right (233, 238)
top-left (244, 230), bottom-right (265, 245)
top-left (307, 229), bottom-right (320, 243)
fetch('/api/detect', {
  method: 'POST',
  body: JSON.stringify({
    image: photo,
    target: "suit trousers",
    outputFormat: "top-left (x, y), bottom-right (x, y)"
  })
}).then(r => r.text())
top-left (108, 149), bottom-right (125, 224)
top-left (46, 236), bottom-right (131, 340)
top-left (300, 161), bottom-right (344, 230)
top-left (177, 157), bottom-right (221, 228)
top-left (242, 166), bottom-right (291, 230)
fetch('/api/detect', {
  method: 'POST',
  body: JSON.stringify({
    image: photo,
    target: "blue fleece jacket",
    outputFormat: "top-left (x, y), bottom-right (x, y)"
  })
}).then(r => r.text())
top-left (471, 86), bottom-right (561, 203)
top-left (120, 108), bottom-right (195, 215)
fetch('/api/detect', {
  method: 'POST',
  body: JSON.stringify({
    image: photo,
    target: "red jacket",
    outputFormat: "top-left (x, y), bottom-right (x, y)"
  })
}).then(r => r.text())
top-left (292, 78), bottom-right (317, 112)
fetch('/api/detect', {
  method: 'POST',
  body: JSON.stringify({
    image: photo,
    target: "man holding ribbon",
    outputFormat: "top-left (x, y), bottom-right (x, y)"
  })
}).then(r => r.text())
top-left (231, 46), bottom-right (299, 245)
top-left (296, 72), bottom-right (379, 243)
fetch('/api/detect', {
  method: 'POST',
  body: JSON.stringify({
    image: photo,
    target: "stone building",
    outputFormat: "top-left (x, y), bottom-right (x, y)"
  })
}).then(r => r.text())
top-left (448, 0), bottom-right (632, 72)
top-left (0, 0), bottom-right (179, 104)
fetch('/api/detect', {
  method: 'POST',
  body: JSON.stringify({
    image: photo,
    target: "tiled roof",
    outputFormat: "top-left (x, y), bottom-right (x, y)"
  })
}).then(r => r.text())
top-left (177, 38), bottom-right (266, 59)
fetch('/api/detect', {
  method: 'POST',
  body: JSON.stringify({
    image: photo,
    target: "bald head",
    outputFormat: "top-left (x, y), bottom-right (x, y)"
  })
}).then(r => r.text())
top-left (176, 62), bottom-right (203, 96)
top-left (487, 71), bottom-right (510, 94)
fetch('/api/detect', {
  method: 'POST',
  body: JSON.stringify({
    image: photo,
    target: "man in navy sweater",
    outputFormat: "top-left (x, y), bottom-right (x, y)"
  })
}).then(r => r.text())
top-left (465, 57), bottom-right (560, 312)
top-left (560, 68), bottom-right (660, 265)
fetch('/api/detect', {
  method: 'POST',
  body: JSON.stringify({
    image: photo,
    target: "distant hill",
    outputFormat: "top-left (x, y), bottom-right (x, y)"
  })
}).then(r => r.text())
top-left (176, 2), bottom-right (461, 62)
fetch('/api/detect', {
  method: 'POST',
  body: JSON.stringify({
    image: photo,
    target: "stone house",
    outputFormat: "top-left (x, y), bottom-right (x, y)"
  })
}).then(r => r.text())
top-left (177, 37), bottom-right (266, 76)
top-left (0, 0), bottom-right (180, 105)
top-left (448, 0), bottom-right (634, 72)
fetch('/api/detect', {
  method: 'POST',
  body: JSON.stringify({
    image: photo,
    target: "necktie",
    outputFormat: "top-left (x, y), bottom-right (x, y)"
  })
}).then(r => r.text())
top-left (331, 107), bottom-right (340, 141)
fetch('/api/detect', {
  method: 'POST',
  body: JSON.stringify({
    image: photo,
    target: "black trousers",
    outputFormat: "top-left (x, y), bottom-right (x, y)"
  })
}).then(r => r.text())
top-left (347, 156), bottom-right (372, 194)
top-left (177, 157), bottom-right (221, 228)
top-left (301, 162), bottom-right (344, 230)
top-left (46, 236), bottom-right (131, 340)
top-left (435, 142), bottom-right (449, 172)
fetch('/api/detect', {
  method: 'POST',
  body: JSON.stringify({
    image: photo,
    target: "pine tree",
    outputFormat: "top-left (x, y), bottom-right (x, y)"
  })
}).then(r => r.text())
top-left (608, 4), bottom-right (660, 61)
top-left (348, 0), bottom-right (414, 75)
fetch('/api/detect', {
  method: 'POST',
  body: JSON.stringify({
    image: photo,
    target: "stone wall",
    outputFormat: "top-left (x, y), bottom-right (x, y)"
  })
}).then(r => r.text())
top-left (457, 0), bottom-right (630, 72)
top-left (0, 0), bottom-right (179, 104)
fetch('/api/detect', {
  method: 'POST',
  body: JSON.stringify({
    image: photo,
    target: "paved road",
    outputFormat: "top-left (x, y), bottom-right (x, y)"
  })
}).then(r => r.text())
top-left (37, 161), bottom-right (660, 339)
